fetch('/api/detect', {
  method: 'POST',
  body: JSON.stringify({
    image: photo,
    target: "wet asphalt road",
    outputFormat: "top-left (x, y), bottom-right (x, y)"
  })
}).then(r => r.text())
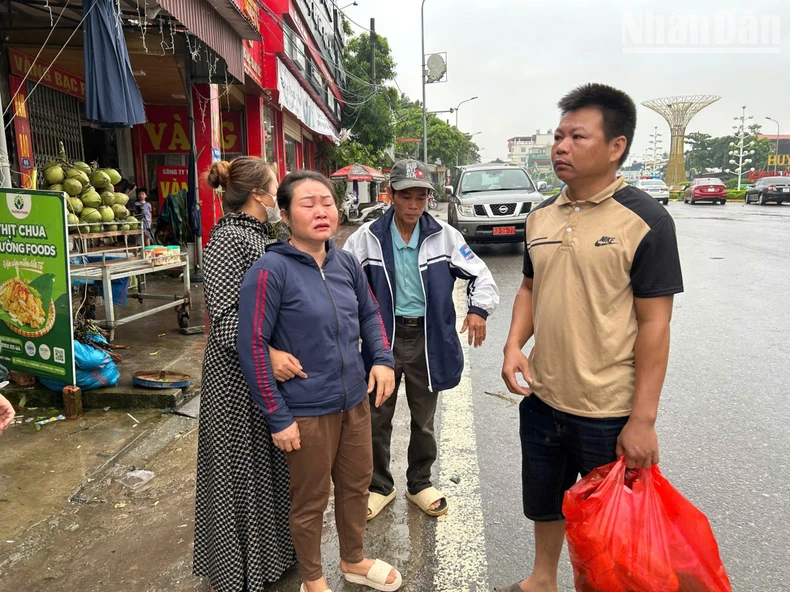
top-left (462, 201), bottom-right (790, 591)
top-left (3, 201), bottom-right (787, 592)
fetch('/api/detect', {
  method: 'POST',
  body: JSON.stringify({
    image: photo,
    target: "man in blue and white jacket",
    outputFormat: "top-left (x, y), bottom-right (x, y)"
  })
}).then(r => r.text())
top-left (344, 158), bottom-right (499, 520)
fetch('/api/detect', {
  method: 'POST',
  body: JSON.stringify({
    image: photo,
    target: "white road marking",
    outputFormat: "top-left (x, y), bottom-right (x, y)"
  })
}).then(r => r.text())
top-left (433, 283), bottom-right (489, 591)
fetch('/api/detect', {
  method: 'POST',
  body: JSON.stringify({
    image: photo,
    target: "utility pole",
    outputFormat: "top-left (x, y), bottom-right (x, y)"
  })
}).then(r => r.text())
top-left (421, 0), bottom-right (428, 164)
top-left (369, 18), bottom-right (376, 87)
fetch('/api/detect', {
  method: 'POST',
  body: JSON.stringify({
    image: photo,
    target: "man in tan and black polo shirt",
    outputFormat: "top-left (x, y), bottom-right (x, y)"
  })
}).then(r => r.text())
top-left (496, 84), bottom-right (683, 592)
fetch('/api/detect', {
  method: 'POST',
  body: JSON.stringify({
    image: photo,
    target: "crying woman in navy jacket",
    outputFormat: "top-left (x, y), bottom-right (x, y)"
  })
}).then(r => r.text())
top-left (238, 170), bottom-right (403, 592)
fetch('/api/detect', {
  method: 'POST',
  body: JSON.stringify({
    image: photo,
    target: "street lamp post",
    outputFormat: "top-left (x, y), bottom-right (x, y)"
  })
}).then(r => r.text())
top-left (725, 106), bottom-right (755, 190)
top-left (421, 0), bottom-right (428, 163)
top-left (454, 96), bottom-right (478, 129)
top-left (766, 117), bottom-right (780, 173)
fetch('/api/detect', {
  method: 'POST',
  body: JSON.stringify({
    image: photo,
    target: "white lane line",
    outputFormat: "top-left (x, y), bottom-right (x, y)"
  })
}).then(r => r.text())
top-left (433, 283), bottom-right (488, 592)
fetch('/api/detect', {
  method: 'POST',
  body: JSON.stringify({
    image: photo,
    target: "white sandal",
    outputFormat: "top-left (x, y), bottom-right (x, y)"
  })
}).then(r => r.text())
top-left (342, 559), bottom-right (402, 591)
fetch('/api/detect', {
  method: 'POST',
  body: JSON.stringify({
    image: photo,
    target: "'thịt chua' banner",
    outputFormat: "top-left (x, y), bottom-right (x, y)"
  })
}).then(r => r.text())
top-left (0, 190), bottom-right (75, 385)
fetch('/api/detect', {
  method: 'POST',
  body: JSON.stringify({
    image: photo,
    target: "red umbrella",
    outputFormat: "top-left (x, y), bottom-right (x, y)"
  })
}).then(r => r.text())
top-left (330, 163), bottom-right (386, 182)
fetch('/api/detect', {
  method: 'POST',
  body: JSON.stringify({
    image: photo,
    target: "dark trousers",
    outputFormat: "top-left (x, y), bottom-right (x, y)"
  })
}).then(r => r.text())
top-left (285, 398), bottom-right (372, 581)
top-left (370, 323), bottom-right (439, 496)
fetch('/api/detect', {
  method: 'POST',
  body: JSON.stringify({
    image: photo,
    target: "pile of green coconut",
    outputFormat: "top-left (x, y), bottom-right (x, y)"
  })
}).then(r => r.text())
top-left (41, 143), bottom-right (139, 234)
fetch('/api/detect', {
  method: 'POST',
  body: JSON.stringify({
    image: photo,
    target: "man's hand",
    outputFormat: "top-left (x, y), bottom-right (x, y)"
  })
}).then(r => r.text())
top-left (269, 346), bottom-right (307, 382)
top-left (368, 365), bottom-right (395, 408)
top-left (616, 418), bottom-right (659, 469)
top-left (501, 346), bottom-right (533, 396)
top-left (0, 394), bottom-right (14, 435)
top-left (460, 313), bottom-right (487, 348)
top-left (271, 421), bottom-right (301, 452)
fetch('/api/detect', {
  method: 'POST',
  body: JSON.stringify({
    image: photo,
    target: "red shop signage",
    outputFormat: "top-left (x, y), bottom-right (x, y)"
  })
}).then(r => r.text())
top-left (138, 105), bottom-right (243, 154)
top-left (8, 48), bottom-right (85, 101)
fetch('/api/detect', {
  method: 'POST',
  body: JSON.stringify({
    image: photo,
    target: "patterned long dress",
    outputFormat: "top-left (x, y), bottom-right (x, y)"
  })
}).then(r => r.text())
top-left (194, 213), bottom-right (296, 591)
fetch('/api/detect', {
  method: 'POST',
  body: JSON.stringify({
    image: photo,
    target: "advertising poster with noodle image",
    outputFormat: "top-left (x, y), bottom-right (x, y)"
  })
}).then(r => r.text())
top-left (0, 189), bottom-right (75, 385)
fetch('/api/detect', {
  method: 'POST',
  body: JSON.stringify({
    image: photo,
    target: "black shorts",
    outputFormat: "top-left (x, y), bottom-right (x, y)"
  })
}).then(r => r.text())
top-left (519, 394), bottom-right (628, 522)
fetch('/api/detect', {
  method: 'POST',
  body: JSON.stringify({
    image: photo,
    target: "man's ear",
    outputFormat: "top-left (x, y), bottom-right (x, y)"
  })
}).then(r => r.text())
top-left (610, 136), bottom-right (627, 165)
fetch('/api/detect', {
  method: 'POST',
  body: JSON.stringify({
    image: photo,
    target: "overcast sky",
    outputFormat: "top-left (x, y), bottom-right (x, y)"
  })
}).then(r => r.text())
top-left (342, 0), bottom-right (790, 164)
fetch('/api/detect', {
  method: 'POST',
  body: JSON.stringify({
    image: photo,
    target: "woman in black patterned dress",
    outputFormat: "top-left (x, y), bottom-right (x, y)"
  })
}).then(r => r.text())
top-left (194, 157), bottom-right (299, 591)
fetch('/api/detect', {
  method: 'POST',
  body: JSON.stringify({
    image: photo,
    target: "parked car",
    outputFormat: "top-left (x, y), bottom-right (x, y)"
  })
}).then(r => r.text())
top-left (447, 164), bottom-right (544, 243)
top-left (634, 178), bottom-right (670, 205)
top-left (744, 176), bottom-right (790, 205)
top-left (685, 178), bottom-right (727, 205)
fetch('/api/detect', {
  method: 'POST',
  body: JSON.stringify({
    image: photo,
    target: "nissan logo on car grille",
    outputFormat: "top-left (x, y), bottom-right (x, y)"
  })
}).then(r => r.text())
top-left (499, 205), bottom-right (509, 214)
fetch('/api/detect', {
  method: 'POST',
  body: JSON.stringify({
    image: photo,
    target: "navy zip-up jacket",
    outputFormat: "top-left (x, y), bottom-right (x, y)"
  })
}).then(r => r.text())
top-left (237, 239), bottom-right (394, 434)
top-left (343, 209), bottom-right (499, 392)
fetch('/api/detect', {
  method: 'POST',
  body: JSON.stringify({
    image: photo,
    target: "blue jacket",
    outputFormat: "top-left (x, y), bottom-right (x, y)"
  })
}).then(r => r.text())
top-left (237, 239), bottom-right (394, 433)
top-left (343, 209), bottom-right (499, 392)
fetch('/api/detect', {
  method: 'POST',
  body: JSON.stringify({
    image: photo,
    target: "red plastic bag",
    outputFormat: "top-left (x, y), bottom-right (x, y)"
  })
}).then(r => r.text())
top-left (563, 458), bottom-right (732, 592)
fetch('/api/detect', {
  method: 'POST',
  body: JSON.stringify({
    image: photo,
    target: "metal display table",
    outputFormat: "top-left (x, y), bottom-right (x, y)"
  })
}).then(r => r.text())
top-left (68, 230), bottom-right (191, 341)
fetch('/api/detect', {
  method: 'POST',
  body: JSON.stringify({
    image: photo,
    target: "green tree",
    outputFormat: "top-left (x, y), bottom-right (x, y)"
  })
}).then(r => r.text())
top-left (393, 98), bottom-right (480, 167)
top-left (339, 32), bottom-right (398, 162)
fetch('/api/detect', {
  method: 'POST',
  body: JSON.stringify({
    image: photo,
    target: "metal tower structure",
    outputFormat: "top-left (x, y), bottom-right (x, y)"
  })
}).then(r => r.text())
top-left (642, 95), bottom-right (721, 186)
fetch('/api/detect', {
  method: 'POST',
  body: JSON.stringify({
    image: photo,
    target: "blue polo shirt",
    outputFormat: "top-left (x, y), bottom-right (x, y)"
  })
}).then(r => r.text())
top-left (390, 221), bottom-right (425, 317)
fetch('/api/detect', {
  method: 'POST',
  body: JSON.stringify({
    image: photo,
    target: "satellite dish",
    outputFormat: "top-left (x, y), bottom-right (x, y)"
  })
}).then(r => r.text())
top-left (426, 54), bottom-right (447, 84)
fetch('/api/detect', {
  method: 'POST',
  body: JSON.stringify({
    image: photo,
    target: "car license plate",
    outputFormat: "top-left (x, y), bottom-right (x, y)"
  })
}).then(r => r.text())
top-left (708, 187), bottom-right (715, 191)
top-left (493, 226), bottom-right (516, 235)
top-left (783, 187), bottom-right (790, 193)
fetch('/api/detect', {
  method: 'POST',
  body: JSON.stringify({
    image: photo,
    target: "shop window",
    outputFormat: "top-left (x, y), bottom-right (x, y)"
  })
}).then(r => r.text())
top-left (285, 136), bottom-right (301, 174)
top-left (264, 106), bottom-right (276, 164)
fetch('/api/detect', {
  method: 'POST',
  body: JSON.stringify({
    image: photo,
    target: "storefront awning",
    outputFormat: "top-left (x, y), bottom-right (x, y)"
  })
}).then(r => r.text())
top-left (82, 0), bottom-right (146, 127)
top-left (158, 0), bottom-right (248, 82)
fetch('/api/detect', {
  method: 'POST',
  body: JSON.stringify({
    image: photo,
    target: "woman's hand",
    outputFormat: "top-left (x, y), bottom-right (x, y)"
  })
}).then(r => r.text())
top-left (269, 347), bottom-right (307, 382)
top-left (368, 365), bottom-right (395, 408)
top-left (271, 421), bottom-right (301, 452)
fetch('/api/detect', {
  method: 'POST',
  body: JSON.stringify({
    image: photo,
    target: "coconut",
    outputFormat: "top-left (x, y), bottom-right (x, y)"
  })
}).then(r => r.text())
top-left (81, 189), bottom-right (101, 208)
top-left (80, 207), bottom-right (102, 223)
top-left (126, 218), bottom-right (139, 230)
top-left (49, 184), bottom-right (63, 192)
top-left (67, 212), bottom-right (79, 227)
top-left (120, 223), bottom-right (130, 231)
top-left (97, 205), bottom-right (115, 223)
top-left (63, 178), bottom-right (83, 197)
top-left (112, 204), bottom-right (129, 220)
top-left (104, 223), bottom-right (118, 232)
top-left (66, 168), bottom-right (90, 188)
top-left (103, 168), bottom-right (122, 185)
top-left (67, 198), bottom-right (84, 215)
top-left (89, 224), bottom-right (103, 234)
top-left (90, 170), bottom-right (111, 189)
top-left (101, 191), bottom-right (116, 206)
top-left (44, 164), bottom-right (65, 185)
top-left (73, 161), bottom-right (92, 175)
top-left (113, 192), bottom-right (129, 206)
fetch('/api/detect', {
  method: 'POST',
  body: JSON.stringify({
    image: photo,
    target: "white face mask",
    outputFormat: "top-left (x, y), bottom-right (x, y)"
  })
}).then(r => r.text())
top-left (264, 202), bottom-right (281, 223)
top-left (258, 189), bottom-right (281, 223)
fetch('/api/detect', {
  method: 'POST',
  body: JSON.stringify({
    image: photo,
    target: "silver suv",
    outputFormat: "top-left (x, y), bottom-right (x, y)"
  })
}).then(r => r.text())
top-left (447, 164), bottom-right (545, 243)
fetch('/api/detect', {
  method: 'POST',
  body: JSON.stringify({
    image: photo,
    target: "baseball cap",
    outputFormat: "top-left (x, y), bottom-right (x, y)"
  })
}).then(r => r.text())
top-left (389, 159), bottom-right (434, 191)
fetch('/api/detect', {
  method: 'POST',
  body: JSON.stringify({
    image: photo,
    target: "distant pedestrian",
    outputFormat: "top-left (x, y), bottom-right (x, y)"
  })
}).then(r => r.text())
top-left (343, 159), bottom-right (499, 521)
top-left (496, 83), bottom-right (683, 592)
top-left (134, 188), bottom-right (154, 246)
top-left (238, 170), bottom-right (402, 592)
top-left (194, 157), bottom-right (299, 591)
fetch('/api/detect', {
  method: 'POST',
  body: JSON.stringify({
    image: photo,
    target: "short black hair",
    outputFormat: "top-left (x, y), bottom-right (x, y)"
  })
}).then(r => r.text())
top-left (558, 83), bottom-right (637, 166)
top-left (277, 170), bottom-right (334, 213)
top-left (137, 187), bottom-right (148, 194)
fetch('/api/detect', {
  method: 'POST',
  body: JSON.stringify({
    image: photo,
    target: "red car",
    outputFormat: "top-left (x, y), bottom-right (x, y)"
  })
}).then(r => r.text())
top-left (685, 178), bottom-right (727, 205)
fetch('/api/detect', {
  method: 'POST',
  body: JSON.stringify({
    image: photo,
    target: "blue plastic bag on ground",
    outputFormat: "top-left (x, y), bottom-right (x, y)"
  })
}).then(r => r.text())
top-left (40, 336), bottom-right (119, 392)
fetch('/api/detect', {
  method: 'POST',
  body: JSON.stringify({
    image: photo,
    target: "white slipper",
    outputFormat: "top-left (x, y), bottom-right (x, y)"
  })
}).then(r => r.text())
top-left (367, 488), bottom-right (396, 521)
top-left (342, 558), bottom-right (402, 591)
top-left (299, 584), bottom-right (332, 592)
top-left (405, 486), bottom-right (448, 517)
